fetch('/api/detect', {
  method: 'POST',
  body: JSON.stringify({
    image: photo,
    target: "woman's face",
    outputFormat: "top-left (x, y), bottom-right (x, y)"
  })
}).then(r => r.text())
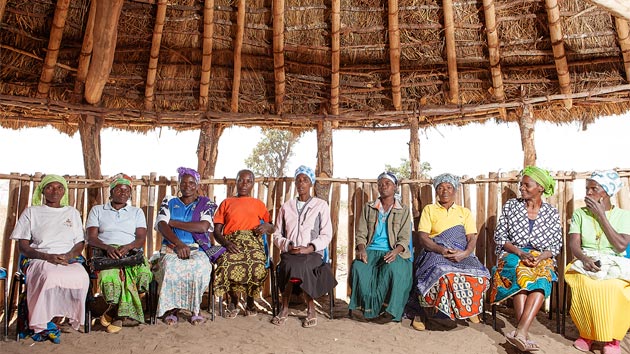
top-left (179, 174), bottom-right (198, 198)
top-left (43, 181), bottom-right (65, 205)
top-left (111, 184), bottom-right (131, 204)
top-left (585, 179), bottom-right (608, 202)
top-left (436, 182), bottom-right (455, 204)
top-left (236, 171), bottom-right (254, 197)
top-left (378, 178), bottom-right (396, 199)
top-left (519, 175), bottom-right (543, 200)
top-left (295, 173), bottom-right (312, 197)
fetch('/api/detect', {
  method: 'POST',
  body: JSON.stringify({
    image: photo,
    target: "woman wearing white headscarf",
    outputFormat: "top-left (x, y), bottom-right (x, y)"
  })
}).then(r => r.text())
top-left (566, 170), bottom-right (630, 354)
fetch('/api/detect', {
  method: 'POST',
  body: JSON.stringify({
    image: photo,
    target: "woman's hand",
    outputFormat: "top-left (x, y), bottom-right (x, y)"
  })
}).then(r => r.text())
top-left (46, 253), bottom-right (70, 265)
top-left (518, 250), bottom-right (537, 267)
top-left (584, 195), bottom-right (606, 219)
top-left (444, 249), bottom-right (468, 263)
top-left (383, 247), bottom-right (402, 264)
top-left (174, 245), bottom-right (191, 259)
top-left (356, 244), bottom-right (368, 263)
top-left (106, 245), bottom-right (122, 259)
top-left (289, 244), bottom-right (314, 255)
top-left (224, 240), bottom-right (240, 254)
top-left (255, 222), bottom-right (274, 236)
top-left (579, 255), bottom-right (601, 272)
top-left (117, 244), bottom-right (134, 257)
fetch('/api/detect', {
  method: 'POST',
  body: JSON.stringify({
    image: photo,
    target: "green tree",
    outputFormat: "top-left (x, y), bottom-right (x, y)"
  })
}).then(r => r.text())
top-left (245, 129), bottom-right (302, 177)
top-left (384, 158), bottom-right (431, 179)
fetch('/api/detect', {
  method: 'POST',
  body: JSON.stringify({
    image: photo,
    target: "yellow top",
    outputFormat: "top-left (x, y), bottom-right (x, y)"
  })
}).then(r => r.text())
top-left (418, 202), bottom-right (476, 237)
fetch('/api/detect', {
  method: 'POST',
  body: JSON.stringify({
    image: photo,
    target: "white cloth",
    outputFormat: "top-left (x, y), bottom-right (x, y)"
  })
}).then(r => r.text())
top-left (10, 206), bottom-right (85, 253)
top-left (86, 202), bottom-right (146, 245)
top-left (569, 249), bottom-right (630, 281)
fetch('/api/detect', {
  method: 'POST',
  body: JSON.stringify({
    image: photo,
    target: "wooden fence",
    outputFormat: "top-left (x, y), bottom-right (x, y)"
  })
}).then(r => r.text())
top-left (1, 170), bottom-right (629, 312)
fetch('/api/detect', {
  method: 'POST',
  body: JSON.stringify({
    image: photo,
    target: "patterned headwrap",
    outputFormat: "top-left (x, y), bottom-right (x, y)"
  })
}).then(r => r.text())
top-left (177, 167), bottom-right (200, 184)
top-left (522, 166), bottom-right (555, 197)
top-left (109, 173), bottom-right (133, 191)
top-left (433, 173), bottom-right (460, 190)
top-left (295, 165), bottom-right (316, 184)
top-left (32, 174), bottom-right (69, 206)
top-left (589, 170), bottom-right (623, 197)
top-left (377, 171), bottom-right (398, 185)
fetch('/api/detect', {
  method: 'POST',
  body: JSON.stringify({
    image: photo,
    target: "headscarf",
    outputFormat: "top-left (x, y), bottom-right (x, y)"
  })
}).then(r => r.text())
top-left (377, 171), bottom-right (398, 185)
top-left (295, 165), bottom-right (316, 184)
top-left (521, 166), bottom-right (555, 197)
top-left (433, 173), bottom-right (460, 190)
top-left (177, 167), bottom-right (200, 184)
top-left (109, 173), bottom-right (133, 191)
top-left (589, 170), bottom-right (623, 197)
top-left (32, 174), bottom-right (69, 206)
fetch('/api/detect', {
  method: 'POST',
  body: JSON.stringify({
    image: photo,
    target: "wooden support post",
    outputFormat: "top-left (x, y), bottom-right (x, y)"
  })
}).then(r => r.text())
top-left (197, 122), bottom-right (225, 196)
top-left (615, 17), bottom-right (630, 82)
top-left (37, 0), bottom-right (71, 98)
top-left (330, 0), bottom-right (341, 115)
top-left (199, 0), bottom-right (215, 109)
top-left (231, 0), bottom-right (246, 113)
top-left (481, 0), bottom-right (505, 102)
top-left (330, 183), bottom-right (341, 279)
top-left (156, 176), bottom-right (168, 249)
top-left (545, 0), bottom-right (572, 109)
top-left (315, 121), bottom-right (333, 200)
top-left (74, 0), bottom-right (96, 94)
top-left (145, 0), bottom-right (168, 110)
top-left (272, 0), bottom-right (286, 114)
top-left (1, 174), bottom-right (20, 273)
top-left (486, 172), bottom-right (499, 267)
top-left (442, 0), bottom-right (459, 104)
top-left (518, 105), bottom-right (537, 167)
top-left (475, 176), bottom-right (487, 264)
top-left (79, 115), bottom-right (103, 211)
top-left (388, 0), bottom-right (402, 110)
top-left (147, 172), bottom-right (157, 255)
top-left (84, 0), bottom-right (124, 104)
top-left (409, 118), bottom-right (421, 228)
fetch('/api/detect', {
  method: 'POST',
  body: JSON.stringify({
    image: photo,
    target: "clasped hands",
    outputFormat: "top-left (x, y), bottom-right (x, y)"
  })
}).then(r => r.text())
top-left (441, 248), bottom-right (468, 263)
top-left (518, 250), bottom-right (544, 267)
top-left (355, 245), bottom-right (401, 264)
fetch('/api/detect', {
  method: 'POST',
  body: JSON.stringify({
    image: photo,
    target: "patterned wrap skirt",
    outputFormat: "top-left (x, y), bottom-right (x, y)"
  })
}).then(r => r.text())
top-left (490, 249), bottom-right (556, 304)
top-left (214, 230), bottom-right (267, 298)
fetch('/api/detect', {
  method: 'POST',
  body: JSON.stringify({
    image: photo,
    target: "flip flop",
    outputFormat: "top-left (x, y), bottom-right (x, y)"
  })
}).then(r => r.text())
top-left (302, 317), bottom-right (317, 328)
top-left (271, 315), bottom-right (288, 326)
top-left (506, 332), bottom-right (539, 352)
top-left (190, 315), bottom-right (206, 326)
top-left (223, 303), bottom-right (239, 319)
top-left (163, 314), bottom-right (178, 325)
top-left (106, 320), bottom-right (123, 334)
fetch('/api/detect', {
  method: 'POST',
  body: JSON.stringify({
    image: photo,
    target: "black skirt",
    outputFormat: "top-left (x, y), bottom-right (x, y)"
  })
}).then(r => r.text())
top-left (277, 252), bottom-right (337, 299)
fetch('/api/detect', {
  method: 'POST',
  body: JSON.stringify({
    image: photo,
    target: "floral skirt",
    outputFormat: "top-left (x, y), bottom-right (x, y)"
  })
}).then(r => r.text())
top-left (490, 250), bottom-right (556, 304)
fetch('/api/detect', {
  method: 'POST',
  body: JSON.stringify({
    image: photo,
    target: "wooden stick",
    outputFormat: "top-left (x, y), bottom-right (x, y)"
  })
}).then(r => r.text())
top-left (37, 0), bottom-right (71, 98)
top-left (1, 174), bottom-right (20, 272)
top-left (272, 0), bottom-right (286, 114)
top-left (475, 176), bottom-right (487, 264)
top-left (481, 0), bottom-right (505, 101)
top-left (518, 105), bottom-right (536, 167)
top-left (145, 0), bottom-right (168, 110)
top-left (199, 0), bottom-right (215, 110)
top-left (486, 172), bottom-right (499, 267)
top-left (330, 0), bottom-right (341, 115)
top-left (545, 0), bottom-right (572, 109)
top-left (231, 0), bottom-right (246, 113)
top-left (388, 0), bottom-right (402, 110)
top-left (330, 182), bottom-right (341, 279)
top-left (442, 0), bottom-right (459, 104)
top-left (74, 0), bottom-right (96, 94)
top-left (614, 17), bottom-right (630, 82)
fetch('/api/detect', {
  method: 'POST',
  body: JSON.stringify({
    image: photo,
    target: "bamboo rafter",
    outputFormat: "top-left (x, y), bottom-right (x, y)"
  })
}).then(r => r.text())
top-left (330, 0), bottom-right (341, 116)
top-left (231, 0), bottom-right (246, 113)
top-left (545, 0), bottom-right (573, 109)
top-left (144, 0), bottom-right (168, 111)
top-left (615, 16), bottom-right (630, 81)
top-left (482, 0), bottom-right (505, 102)
top-left (388, 0), bottom-right (402, 111)
top-left (36, 0), bottom-right (70, 98)
top-left (442, 0), bottom-right (459, 104)
top-left (199, 0), bottom-right (215, 110)
top-left (272, 0), bottom-right (286, 114)
top-left (74, 0), bottom-right (96, 94)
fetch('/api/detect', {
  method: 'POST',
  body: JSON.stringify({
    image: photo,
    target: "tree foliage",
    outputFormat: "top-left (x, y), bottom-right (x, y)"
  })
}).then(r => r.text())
top-left (245, 129), bottom-right (302, 177)
top-left (384, 158), bottom-right (431, 179)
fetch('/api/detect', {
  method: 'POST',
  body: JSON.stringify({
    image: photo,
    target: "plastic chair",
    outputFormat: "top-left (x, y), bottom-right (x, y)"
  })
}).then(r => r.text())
top-left (1, 267), bottom-right (8, 340)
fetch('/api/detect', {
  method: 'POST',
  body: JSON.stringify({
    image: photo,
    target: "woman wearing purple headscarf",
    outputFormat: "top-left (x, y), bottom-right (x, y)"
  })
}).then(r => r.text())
top-left (153, 167), bottom-right (217, 325)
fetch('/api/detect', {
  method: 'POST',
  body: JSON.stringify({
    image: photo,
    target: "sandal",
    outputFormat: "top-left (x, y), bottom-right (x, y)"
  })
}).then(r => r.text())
top-left (106, 320), bottom-right (123, 334)
top-left (223, 303), bottom-right (240, 319)
top-left (506, 332), bottom-right (539, 352)
top-left (190, 315), bottom-right (206, 326)
top-left (302, 316), bottom-right (317, 328)
top-left (573, 337), bottom-right (593, 352)
top-left (603, 340), bottom-right (621, 354)
top-left (100, 313), bottom-right (113, 327)
top-left (163, 314), bottom-right (178, 325)
top-left (271, 315), bottom-right (288, 326)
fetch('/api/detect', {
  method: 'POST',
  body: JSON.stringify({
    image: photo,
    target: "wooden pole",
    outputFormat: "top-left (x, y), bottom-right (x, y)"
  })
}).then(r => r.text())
top-left (315, 121), bottom-right (333, 199)
top-left (475, 176), bottom-right (487, 264)
top-left (79, 115), bottom-right (103, 211)
top-left (518, 104), bottom-right (536, 167)
top-left (199, 0), bottom-right (215, 109)
top-left (144, 0), bottom-right (168, 110)
top-left (197, 122), bottom-right (225, 196)
top-left (409, 117), bottom-right (421, 228)
top-left (481, 0), bottom-right (505, 102)
top-left (231, 0), bottom-right (246, 113)
top-left (330, 182), bottom-right (340, 279)
top-left (388, 0), bottom-right (402, 110)
top-left (614, 17), bottom-right (630, 82)
top-left (487, 172), bottom-right (499, 267)
top-left (37, 0), bottom-right (71, 98)
top-left (1, 174), bottom-right (20, 274)
top-left (442, 0), bottom-right (459, 104)
top-left (0, 0), bottom-right (7, 24)
top-left (330, 0), bottom-right (341, 115)
top-left (74, 0), bottom-right (96, 94)
top-left (544, 0), bottom-right (572, 109)
top-left (272, 0), bottom-right (286, 114)
top-left (84, 0), bottom-right (124, 104)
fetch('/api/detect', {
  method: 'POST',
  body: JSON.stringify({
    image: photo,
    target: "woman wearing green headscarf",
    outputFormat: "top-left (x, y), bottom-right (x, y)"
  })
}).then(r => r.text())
top-left (489, 166), bottom-right (562, 352)
top-left (10, 174), bottom-right (89, 343)
top-left (86, 174), bottom-right (152, 333)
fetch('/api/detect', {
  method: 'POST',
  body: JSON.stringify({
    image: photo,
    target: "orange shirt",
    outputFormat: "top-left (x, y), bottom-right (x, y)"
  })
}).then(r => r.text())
top-left (213, 197), bottom-right (271, 236)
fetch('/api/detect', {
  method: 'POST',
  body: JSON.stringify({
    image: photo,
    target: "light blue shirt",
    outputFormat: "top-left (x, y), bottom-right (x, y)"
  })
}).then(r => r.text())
top-left (86, 202), bottom-right (147, 245)
top-left (367, 210), bottom-right (391, 252)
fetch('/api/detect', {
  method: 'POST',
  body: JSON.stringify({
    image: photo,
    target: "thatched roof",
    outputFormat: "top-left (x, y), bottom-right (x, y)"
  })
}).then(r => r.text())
top-left (1, 0), bottom-right (629, 134)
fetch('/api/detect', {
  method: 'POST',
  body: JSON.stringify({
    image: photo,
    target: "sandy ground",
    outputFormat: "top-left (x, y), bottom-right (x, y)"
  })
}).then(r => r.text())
top-left (2, 295), bottom-right (629, 354)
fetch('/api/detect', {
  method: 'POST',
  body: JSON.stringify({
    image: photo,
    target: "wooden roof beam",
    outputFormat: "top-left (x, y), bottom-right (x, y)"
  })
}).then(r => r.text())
top-left (199, 0), bottom-right (215, 110)
top-left (145, 0), bottom-right (168, 111)
top-left (74, 0), bottom-right (96, 94)
top-left (330, 0), bottom-right (340, 115)
top-left (443, 0), bottom-right (459, 104)
top-left (0, 0), bottom-right (8, 24)
top-left (84, 0), bottom-right (124, 104)
top-left (614, 17), bottom-right (630, 81)
top-left (388, 0), bottom-right (402, 111)
top-left (272, 0), bottom-right (286, 114)
top-left (36, 0), bottom-right (70, 98)
top-left (482, 0), bottom-right (505, 102)
top-left (231, 0), bottom-right (246, 113)
top-left (545, 0), bottom-right (572, 109)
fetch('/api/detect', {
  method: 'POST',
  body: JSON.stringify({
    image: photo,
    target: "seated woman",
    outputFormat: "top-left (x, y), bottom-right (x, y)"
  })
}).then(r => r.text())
top-left (154, 167), bottom-right (216, 325)
top-left (86, 174), bottom-right (152, 333)
top-left (565, 170), bottom-right (630, 354)
top-left (408, 173), bottom-right (490, 331)
top-left (271, 166), bottom-right (337, 328)
top-left (490, 166), bottom-right (562, 352)
top-left (213, 169), bottom-right (274, 318)
top-left (348, 172), bottom-right (412, 324)
top-left (10, 174), bottom-right (89, 343)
